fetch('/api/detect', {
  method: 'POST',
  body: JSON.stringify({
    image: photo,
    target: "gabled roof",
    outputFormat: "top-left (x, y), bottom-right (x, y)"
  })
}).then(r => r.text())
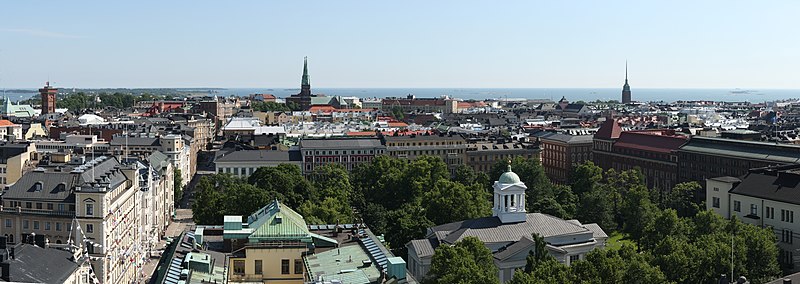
top-left (594, 119), bottom-right (622, 140)
top-left (430, 213), bottom-right (592, 245)
top-left (247, 200), bottom-right (312, 242)
top-left (613, 130), bottom-right (688, 154)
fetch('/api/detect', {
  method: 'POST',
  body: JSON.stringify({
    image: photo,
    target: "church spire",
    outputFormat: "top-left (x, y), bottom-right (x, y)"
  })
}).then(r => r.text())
top-left (621, 61), bottom-right (631, 103)
top-left (301, 56), bottom-right (310, 87)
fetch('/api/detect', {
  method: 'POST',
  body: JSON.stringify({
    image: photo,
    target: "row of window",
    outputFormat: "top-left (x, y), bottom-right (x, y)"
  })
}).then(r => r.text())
top-left (305, 150), bottom-right (380, 156)
top-left (387, 141), bottom-right (463, 147)
top-left (232, 259), bottom-right (302, 275)
top-left (7, 201), bottom-right (73, 212)
top-left (5, 218), bottom-right (77, 232)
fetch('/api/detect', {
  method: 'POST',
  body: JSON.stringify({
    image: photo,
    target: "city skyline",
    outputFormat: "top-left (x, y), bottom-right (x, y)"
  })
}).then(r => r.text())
top-left (1, 1), bottom-right (799, 89)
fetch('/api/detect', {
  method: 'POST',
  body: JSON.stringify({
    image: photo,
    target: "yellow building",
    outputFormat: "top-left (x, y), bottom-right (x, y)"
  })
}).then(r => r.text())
top-left (223, 200), bottom-right (337, 283)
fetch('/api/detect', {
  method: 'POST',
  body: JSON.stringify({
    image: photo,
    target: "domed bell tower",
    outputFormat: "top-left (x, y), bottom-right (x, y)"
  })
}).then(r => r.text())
top-left (493, 162), bottom-right (528, 223)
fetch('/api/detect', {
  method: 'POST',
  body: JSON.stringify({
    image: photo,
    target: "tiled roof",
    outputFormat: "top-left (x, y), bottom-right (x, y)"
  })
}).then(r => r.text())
top-left (594, 119), bottom-right (622, 140)
top-left (613, 130), bottom-right (688, 153)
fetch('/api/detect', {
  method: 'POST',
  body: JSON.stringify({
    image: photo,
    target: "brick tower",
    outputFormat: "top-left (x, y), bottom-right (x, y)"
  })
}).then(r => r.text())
top-left (39, 81), bottom-right (57, 114)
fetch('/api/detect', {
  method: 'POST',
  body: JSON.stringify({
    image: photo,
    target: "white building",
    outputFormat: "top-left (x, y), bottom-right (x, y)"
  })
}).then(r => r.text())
top-left (706, 165), bottom-right (800, 270)
top-left (406, 165), bottom-right (608, 282)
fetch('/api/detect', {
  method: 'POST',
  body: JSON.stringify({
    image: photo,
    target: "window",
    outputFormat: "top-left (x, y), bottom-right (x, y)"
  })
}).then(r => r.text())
top-left (4, 219), bottom-right (10, 228)
top-left (294, 259), bottom-right (303, 274)
top-left (281, 259), bottom-right (290, 274)
top-left (233, 260), bottom-right (245, 275)
top-left (750, 204), bottom-right (758, 216)
top-left (47, 203), bottom-right (53, 210)
top-left (783, 229), bottom-right (794, 244)
top-left (56, 222), bottom-right (61, 231)
top-left (254, 260), bottom-right (262, 274)
top-left (25, 202), bottom-right (31, 209)
top-left (712, 197), bottom-right (720, 208)
top-left (86, 204), bottom-right (94, 216)
top-left (35, 203), bottom-right (42, 210)
top-left (570, 254), bottom-right (580, 264)
top-left (22, 220), bottom-right (28, 229)
top-left (731, 200), bottom-right (739, 212)
top-left (45, 222), bottom-right (51, 231)
top-left (86, 224), bottom-right (93, 233)
top-left (33, 221), bottom-right (39, 230)
top-left (58, 204), bottom-right (65, 212)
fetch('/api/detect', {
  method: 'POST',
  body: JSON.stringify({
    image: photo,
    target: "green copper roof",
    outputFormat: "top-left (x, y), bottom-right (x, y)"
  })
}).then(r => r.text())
top-left (498, 164), bottom-right (521, 184)
top-left (301, 56), bottom-right (310, 86)
top-left (247, 200), bottom-right (311, 242)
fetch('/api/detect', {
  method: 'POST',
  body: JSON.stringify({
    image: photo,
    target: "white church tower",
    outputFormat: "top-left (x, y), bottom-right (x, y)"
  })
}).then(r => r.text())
top-left (493, 163), bottom-right (528, 223)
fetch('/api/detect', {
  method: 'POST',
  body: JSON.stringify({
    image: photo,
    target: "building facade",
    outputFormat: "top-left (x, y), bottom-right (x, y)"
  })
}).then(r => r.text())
top-left (465, 141), bottom-right (541, 173)
top-left (383, 134), bottom-right (466, 173)
top-left (534, 132), bottom-right (593, 184)
top-left (299, 138), bottom-right (385, 174)
top-left (706, 166), bottom-right (800, 270)
top-left (678, 136), bottom-right (800, 186)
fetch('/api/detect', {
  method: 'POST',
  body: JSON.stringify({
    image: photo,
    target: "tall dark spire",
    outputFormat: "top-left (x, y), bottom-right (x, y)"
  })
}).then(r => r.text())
top-left (301, 56), bottom-right (310, 86)
top-left (621, 61), bottom-right (631, 103)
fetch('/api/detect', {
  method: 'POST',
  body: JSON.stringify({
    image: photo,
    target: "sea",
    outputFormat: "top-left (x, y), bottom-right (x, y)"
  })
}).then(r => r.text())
top-left (3, 88), bottom-right (800, 103)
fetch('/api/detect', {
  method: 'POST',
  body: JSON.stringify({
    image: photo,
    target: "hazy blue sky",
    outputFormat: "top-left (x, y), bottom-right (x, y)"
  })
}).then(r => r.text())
top-left (0, 1), bottom-right (798, 88)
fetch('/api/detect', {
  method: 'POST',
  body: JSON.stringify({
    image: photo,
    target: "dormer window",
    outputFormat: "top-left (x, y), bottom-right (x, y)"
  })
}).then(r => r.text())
top-left (33, 182), bottom-right (43, 192)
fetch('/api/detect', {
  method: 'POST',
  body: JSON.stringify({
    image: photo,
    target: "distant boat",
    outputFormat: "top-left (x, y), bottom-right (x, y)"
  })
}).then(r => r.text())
top-left (730, 88), bottom-right (757, 94)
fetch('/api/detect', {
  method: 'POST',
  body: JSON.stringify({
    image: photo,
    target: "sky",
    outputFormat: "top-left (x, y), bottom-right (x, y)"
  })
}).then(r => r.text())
top-left (0, 1), bottom-right (798, 89)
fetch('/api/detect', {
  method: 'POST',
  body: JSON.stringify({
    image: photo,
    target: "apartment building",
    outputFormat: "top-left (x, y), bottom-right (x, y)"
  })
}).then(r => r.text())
top-left (299, 138), bottom-right (385, 173)
top-left (535, 131), bottom-right (593, 184)
top-left (706, 165), bottom-right (800, 270)
top-left (383, 134), bottom-right (466, 173)
top-left (465, 140), bottom-right (541, 173)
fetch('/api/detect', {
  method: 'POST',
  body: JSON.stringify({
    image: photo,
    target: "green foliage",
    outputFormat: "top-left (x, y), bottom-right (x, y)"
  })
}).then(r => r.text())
top-left (390, 106), bottom-right (405, 120)
top-left (352, 155), bottom-right (492, 257)
top-left (58, 92), bottom-right (144, 111)
top-left (248, 164), bottom-right (311, 209)
top-left (426, 237), bottom-right (499, 284)
top-left (173, 169), bottom-right (183, 205)
top-left (251, 101), bottom-right (297, 112)
top-left (423, 180), bottom-right (491, 225)
top-left (658, 182), bottom-right (702, 217)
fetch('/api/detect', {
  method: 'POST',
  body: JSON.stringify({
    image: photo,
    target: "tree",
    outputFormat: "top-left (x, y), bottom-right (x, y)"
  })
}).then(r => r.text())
top-left (426, 237), bottom-right (499, 284)
top-left (384, 203), bottom-right (433, 258)
top-left (248, 164), bottom-right (311, 208)
top-left (174, 168), bottom-right (183, 206)
top-left (660, 182), bottom-right (702, 218)
top-left (423, 179), bottom-right (491, 225)
top-left (192, 176), bottom-right (224, 224)
top-left (570, 161), bottom-right (603, 196)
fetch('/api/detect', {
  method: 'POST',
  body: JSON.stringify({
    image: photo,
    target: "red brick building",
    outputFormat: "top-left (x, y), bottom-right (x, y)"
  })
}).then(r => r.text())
top-left (593, 119), bottom-right (688, 191)
top-left (39, 82), bottom-right (57, 114)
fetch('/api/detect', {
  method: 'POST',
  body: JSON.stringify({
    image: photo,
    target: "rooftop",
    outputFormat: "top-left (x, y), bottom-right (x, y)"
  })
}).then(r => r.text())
top-left (6, 244), bottom-right (86, 283)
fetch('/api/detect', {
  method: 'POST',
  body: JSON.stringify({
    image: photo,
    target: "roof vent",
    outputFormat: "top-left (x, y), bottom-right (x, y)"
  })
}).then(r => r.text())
top-left (275, 215), bottom-right (283, 224)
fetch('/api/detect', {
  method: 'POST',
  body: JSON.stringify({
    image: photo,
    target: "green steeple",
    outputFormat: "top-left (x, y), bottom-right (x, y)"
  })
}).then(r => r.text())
top-left (301, 56), bottom-right (310, 86)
